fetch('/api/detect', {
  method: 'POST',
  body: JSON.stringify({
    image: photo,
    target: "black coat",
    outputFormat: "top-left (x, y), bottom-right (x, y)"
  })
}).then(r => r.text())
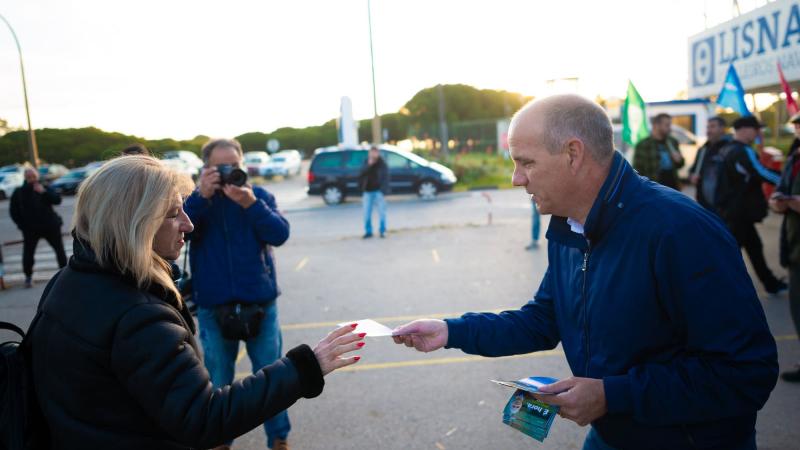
top-left (29, 239), bottom-right (324, 449)
top-left (359, 157), bottom-right (390, 194)
top-left (9, 183), bottom-right (63, 233)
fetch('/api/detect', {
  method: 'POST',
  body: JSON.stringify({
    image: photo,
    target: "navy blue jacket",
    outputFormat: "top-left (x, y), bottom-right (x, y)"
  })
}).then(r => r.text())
top-left (184, 186), bottom-right (289, 307)
top-left (445, 152), bottom-right (778, 450)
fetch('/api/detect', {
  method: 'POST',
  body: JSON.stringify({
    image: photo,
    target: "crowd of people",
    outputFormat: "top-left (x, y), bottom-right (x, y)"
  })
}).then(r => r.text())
top-left (4, 94), bottom-right (799, 450)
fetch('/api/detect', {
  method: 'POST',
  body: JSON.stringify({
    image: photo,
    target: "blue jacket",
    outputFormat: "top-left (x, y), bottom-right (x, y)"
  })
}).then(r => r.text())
top-left (184, 186), bottom-right (289, 307)
top-left (445, 152), bottom-right (778, 450)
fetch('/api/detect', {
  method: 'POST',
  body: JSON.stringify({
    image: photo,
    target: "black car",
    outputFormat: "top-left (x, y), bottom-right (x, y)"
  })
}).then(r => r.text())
top-left (51, 169), bottom-right (90, 195)
top-left (307, 145), bottom-right (457, 205)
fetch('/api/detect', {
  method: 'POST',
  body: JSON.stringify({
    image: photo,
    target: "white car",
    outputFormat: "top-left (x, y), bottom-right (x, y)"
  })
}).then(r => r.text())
top-left (163, 151), bottom-right (203, 177)
top-left (263, 150), bottom-right (302, 177)
top-left (244, 151), bottom-right (271, 177)
top-left (161, 158), bottom-right (199, 182)
top-left (0, 172), bottom-right (24, 200)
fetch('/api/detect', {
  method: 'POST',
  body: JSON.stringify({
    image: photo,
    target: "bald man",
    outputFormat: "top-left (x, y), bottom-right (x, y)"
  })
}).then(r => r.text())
top-left (393, 95), bottom-right (777, 450)
top-left (9, 168), bottom-right (68, 287)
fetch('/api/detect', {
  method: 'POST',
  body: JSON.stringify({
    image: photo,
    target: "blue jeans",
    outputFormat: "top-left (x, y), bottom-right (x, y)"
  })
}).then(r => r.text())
top-left (363, 190), bottom-right (386, 235)
top-left (197, 302), bottom-right (290, 448)
top-left (531, 201), bottom-right (541, 242)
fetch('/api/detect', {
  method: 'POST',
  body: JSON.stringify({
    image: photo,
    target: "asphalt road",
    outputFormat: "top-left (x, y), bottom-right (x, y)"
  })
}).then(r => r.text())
top-left (1, 177), bottom-right (798, 450)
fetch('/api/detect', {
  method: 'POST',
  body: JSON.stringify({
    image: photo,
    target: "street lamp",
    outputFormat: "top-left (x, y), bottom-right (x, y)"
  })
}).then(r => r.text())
top-left (367, 0), bottom-right (381, 145)
top-left (0, 13), bottom-right (39, 167)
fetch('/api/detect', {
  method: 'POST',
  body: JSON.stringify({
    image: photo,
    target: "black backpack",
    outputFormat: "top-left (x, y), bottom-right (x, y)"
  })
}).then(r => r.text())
top-left (0, 319), bottom-right (48, 450)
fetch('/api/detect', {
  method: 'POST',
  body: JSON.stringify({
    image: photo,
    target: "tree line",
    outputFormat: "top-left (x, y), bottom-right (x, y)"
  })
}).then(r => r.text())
top-left (0, 84), bottom-right (531, 167)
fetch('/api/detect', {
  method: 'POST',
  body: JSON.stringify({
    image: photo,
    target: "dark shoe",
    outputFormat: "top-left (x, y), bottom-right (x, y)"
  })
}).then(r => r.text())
top-left (362, 233), bottom-right (373, 239)
top-left (781, 366), bottom-right (800, 382)
top-left (766, 279), bottom-right (788, 295)
top-left (24, 277), bottom-right (32, 288)
top-left (525, 241), bottom-right (539, 250)
top-left (272, 439), bottom-right (290, 450)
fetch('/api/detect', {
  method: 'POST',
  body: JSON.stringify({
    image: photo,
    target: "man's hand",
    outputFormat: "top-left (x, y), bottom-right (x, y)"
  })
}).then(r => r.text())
top-left (222, 184), bottom-right (257, 209)
top-left (198, 167), bottom-right (221, 199)
top-left (391, 319), bottom-right (448, 353)
top-left (32, 182), bottom-right (45, 194)
top-left (534, 377), bottom-right (607, 427)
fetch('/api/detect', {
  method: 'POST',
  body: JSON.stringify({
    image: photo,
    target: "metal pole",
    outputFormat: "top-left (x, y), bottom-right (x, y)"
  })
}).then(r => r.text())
top-left (367, 0), bottom-right (381, 145)
top-left (437, 84), bottom-right (449, 156)
top-left (0, 13), bottom-right (39, 167)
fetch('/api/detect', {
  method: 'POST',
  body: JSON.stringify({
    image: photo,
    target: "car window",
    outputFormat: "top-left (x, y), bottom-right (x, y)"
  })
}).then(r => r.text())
top-left (0, 175), bottom-right (5, 182)
top-left (313, 153), bottom-right (343, 169)
top-left (272, 156), bottom-right (286, 163)
top-left (345, 151), bottom-right (368, 169)
top-left (384, 152), bottom-right (409, 169)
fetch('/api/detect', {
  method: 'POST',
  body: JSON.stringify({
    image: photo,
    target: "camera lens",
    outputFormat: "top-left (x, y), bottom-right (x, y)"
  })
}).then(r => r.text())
top-left (228, 168), bottom-right (248, 187)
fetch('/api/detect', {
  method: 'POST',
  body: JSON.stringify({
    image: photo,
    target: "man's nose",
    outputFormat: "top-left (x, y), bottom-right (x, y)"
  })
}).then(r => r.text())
top-left (511, 169), bottom-right (527, 187)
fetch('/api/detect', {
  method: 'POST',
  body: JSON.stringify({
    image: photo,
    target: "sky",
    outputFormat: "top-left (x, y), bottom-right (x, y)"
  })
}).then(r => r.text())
top-left (0, 0), bottom-right (772, 140)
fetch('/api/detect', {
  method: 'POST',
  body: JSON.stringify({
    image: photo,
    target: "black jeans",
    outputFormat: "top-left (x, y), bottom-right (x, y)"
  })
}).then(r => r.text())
top-left (22, 228), bottom-right (67, 278)
top-left (727, 220), bottom-right (781, 291)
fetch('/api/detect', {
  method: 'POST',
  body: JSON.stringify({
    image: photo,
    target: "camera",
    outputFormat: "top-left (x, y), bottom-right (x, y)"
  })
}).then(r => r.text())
top-left (216, 164), bottom-right (248, 187)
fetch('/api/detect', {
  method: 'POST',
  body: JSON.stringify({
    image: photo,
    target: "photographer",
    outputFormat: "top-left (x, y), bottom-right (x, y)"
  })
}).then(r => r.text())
top-left (184, 138), bottom-right (294, 450)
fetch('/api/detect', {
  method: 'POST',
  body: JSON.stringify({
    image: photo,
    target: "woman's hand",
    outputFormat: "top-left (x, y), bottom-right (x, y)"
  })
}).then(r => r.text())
top-left (313, 324), bottom-right (365, 376)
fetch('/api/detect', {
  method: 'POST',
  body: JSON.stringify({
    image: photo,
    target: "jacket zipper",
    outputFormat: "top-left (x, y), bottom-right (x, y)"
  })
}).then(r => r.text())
top-left (582, 241), bottom-right (591, 376)
top-left (221, 200), bottom-right (236, 298)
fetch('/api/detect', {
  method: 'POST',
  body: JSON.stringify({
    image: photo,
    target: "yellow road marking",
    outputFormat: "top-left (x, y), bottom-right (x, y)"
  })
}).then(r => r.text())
top-left (280, 309), bottom-right (507, 331)
top-left (232, 335), bottom-right (800, 380)
top-left (294, 257), bottom-right (309, 271)
top-left (432, 249), bottom-right (440, 263)
top-left (235, 349), bottom-right (563, 379)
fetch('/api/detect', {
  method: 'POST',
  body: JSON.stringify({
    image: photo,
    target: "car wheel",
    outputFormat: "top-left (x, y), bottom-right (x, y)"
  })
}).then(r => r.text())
top-left (322, 185), bottom-right (344, 205)
top-left (417, 180), bottom-right (439, 200)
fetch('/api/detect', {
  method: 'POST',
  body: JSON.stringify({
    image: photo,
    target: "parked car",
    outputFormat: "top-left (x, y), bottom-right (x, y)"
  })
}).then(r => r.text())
top-left (163, 150), bottom-right (203, 176)
top-left (0, 163), bottom-right (26, 174)
top-left (244, 151), bottom-right (271, 177)
top-left (161, 158), bottom-right (199, 182)
top-left (307, 145), bottom-right (457, 205)
top-left (38, 164), bottom-right (69, 182)
top-left (0, 172), bottom-right (24, 200)
top-left (263, 150), bottom-right (302, 177)
top-left (51, 168), bottom-right (91, 195)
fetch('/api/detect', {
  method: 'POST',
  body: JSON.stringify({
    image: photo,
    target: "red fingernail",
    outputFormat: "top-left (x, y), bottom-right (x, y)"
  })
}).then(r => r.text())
top-left (350, 323), bottom-right (358, 329)
top-left (358, 333), bottom-right (367, 338)
top-left (357, 342), bottom-right (366, 348)
top-left (354, 356), bottom-right (361, 362)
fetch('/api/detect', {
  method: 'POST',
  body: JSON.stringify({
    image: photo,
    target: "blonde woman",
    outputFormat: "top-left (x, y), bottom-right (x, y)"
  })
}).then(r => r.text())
top-left (28, 156), bottom-right (363, 449)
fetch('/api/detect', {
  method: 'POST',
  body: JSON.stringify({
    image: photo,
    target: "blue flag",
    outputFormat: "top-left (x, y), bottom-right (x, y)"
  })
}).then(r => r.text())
top-left (717, 64), bottom-right (751, 116)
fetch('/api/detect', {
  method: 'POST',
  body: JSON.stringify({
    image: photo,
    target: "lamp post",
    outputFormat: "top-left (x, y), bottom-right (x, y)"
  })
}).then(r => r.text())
top-left (0, 13), bottom-right (39, 167)
top-left (367, 0), bottom-right (381, 145)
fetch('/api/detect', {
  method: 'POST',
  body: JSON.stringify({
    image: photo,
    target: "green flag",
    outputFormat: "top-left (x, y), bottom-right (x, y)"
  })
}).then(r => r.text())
top-left (622, 81), bottom-right (649, 147)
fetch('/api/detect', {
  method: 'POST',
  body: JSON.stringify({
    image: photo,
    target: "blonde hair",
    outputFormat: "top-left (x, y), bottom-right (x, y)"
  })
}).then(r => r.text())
top-left (72, 156), bottom-right (195, 302)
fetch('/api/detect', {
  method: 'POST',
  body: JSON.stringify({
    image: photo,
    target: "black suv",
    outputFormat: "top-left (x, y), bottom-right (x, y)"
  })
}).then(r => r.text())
top-left (307, 145), bottom-right (457, 205)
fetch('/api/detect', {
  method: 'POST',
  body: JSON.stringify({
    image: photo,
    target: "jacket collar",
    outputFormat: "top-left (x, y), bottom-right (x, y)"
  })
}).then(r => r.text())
top-left (546, 151), bottom-right (635, 249)
top-left (70, 232), bottom-right (186, 310)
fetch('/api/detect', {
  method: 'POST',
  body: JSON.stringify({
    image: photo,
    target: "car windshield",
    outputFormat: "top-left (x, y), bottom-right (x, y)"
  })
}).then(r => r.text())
top-left (391, 149), bottom-right (429, 166)
top-left (0, 175), bottom-right (6, 182)
top-left (63, 171), bottom-right (85, 179)
top-left (246, 157), bottom-right (264, 163)
top-left (272, 156), bottom-right (285, 162)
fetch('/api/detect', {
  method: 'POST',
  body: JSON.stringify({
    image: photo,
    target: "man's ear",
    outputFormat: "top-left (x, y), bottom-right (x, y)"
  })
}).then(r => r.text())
top-left (566, 138), bottom-right (585, 174)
